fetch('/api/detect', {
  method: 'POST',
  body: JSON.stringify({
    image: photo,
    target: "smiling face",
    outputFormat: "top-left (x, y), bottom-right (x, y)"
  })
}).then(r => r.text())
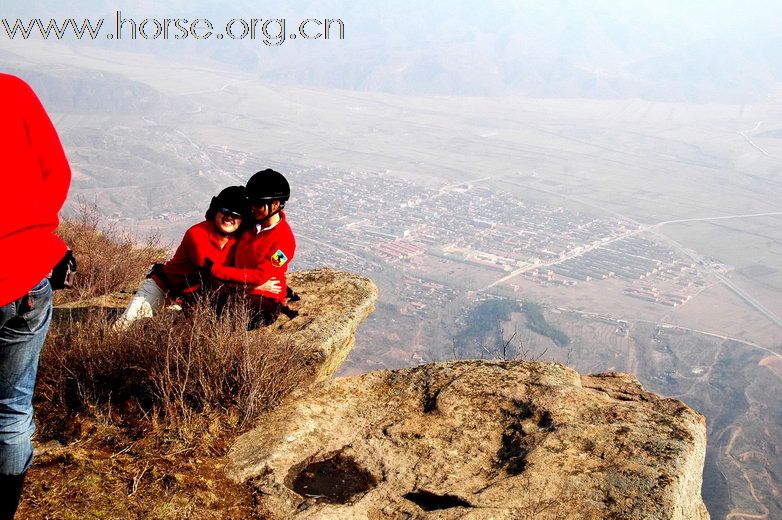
top-left (214, 210), bottom-right (242, 234)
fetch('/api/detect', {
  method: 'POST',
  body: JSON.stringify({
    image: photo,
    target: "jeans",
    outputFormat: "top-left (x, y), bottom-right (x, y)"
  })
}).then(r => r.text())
top-left (0, 278), bottom-right (52, 476)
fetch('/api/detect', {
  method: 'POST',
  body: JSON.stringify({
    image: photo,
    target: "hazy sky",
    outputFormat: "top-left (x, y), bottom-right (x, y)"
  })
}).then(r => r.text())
top-left (2, 1), bottom-right (780, 100)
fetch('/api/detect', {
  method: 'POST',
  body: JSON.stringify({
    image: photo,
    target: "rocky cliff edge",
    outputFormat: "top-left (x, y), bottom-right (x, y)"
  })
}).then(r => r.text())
top-left (57, 269), bottom-right (708, 519)
top-left (230, 361), bottom-right (709, 519)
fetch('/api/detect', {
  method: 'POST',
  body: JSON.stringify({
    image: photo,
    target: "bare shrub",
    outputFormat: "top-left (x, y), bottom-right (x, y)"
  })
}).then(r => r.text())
top-left (470, 325), bottom-right (550, 362)
top-left (39, 296), bottom-right (313, 433)
top-left (55, 202), bottom-right (167, 304)
top-left (30, 213), bottom-right (316, 517)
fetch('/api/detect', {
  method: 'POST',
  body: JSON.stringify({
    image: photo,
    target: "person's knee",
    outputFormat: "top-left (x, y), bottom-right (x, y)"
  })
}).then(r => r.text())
top-left (0, 434), bottom-right (34, 475)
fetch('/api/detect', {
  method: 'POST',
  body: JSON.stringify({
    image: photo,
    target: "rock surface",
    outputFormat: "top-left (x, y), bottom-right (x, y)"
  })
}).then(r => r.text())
top-left (283, 269), bottom-right (377, 381)
top-left (230, 361), bottom-right (709, 519)
top-left (55, 268), bottom-right (377, 382)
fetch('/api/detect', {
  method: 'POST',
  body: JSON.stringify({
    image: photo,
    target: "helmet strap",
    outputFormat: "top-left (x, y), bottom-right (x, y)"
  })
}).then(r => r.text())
top-left (266, 202), bottom-right (285, 221)
top-left (256, 201), bottom-right (285, 228)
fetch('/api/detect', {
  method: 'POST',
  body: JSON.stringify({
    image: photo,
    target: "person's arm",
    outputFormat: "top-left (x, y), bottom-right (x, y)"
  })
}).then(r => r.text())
top-left (201, 241), bottom-right (257, 283)
top-left (201, 241), bottom-right (278, 292)
top-left (18, 77), bottom-right (71, 212)
top-left (184, 227), bottom-right (218, 268)
top-left (211, 236), bottom-right (294, 286)
top-left (210, 262), bottom-right (277, 285)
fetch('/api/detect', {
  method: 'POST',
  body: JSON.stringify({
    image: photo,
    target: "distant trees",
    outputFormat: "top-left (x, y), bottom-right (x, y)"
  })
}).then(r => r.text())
top-left (521, 302), bottom-right (570, 347)
top-left (454, 298), bottom-right (570, 360)
top-left (454, 299), bottom-right (520, 358)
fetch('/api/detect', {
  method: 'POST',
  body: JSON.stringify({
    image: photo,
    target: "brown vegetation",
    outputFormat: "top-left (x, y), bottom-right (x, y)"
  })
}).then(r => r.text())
top-left (25, 215), bottom-right (313, 519)
top-left (55, 203), bottom-right (167, 304)
top-left (39, 299), bottom-right (311, 433)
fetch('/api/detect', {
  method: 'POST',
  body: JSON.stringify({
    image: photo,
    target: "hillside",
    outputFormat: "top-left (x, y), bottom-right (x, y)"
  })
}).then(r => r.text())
top-left (27, 265), bottom-right (710, 518)
top-left (26, 214), bottom-right (707, 518)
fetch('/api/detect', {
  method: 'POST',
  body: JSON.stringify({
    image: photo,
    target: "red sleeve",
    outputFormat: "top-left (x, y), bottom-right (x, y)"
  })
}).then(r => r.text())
top-left (18, 78), bottom-right (71, 213)
top-left (211, 262), bottom-right (274, 285)
top-left (206, 236), bottom-right (274, 284)
top-left (211, 228), bottom-right (295, 285)
top-left (185, 229), bottom-right (214, 268)
top-left (164, 224), bottom-right (217, 273)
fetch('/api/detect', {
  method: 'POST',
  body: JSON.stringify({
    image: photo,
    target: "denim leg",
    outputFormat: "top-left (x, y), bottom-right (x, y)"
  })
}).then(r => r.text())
top-left (0, 278), bottom-right (52, 476)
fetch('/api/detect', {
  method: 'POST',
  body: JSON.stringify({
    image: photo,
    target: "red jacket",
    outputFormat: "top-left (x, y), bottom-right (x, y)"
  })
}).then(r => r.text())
top-left (0, 74), bottom-right (71, 306)
top-left (153, 220), bottom-right (236, 295)
top-left (211, 212), bottom-right (296, 303)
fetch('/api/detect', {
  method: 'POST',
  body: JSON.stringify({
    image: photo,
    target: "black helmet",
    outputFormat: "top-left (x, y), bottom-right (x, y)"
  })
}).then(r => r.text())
top-left (206, 185), bottom-right (250, 220)
top-left (246, 169), bottom-right (290, 204)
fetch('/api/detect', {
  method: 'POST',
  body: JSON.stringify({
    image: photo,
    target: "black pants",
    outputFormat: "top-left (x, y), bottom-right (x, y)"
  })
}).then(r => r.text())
top-left (212, 287), bottom-right (282, 330)
top-left (247, 296), bottom-right (282, 330)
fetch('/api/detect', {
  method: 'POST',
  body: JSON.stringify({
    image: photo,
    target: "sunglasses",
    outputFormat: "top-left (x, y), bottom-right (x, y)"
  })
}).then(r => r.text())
top-left (219, 208), bottom-right (243, 219)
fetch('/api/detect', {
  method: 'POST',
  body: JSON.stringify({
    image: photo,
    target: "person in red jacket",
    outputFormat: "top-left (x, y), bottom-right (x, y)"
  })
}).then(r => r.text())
top-left (210, 169), bottom-right (296, 328)
top-left (114, 186), bottom-right (281, 330)
top-left (0, 73), bottom-right (71, 519)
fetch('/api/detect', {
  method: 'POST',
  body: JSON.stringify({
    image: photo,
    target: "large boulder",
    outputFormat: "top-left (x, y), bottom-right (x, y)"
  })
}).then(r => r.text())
top-left (230, 361), bottom-right (709, 519)
top-left (283, 269), bottom-right (377, 380)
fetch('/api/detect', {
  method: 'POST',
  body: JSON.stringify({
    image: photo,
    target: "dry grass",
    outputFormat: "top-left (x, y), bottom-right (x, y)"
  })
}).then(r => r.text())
top-left (46, 204), bottom-right (314, 430)
top-left (27, 215), bottom-right (315, 519)
top-left (55, 203), bottom-right (167, 304)
top-left (39, 298), bottom-right (312, 435)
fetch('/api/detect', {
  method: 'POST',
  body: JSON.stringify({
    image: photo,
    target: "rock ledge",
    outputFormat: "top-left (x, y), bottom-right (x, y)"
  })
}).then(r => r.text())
top-left (230, 360), bottom-right (709, 519)
top-left (55, 268), bottom-right (377, 382)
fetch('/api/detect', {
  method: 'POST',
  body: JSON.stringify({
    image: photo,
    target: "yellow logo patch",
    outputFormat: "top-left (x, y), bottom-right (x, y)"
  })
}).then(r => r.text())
top-left (271, 249), bottom-right (288, 267)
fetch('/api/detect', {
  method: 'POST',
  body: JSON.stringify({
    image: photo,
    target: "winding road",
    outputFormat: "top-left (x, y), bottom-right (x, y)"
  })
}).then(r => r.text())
top-left (739, 121), bottom-right (781, 161)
